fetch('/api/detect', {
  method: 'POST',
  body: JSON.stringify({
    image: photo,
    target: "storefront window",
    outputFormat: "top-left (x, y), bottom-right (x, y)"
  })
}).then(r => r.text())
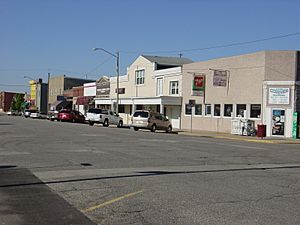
top-left (118, 105), bottom-right (125, 113)
top-left (185, 104), bottom-right (191, 115)
top-left (195, 104), bottom-right (202, 115)
top-left (214, 104), bottom-right (221, 116)
top-left (224, 104), bottom-right (233, 117)
top-left (250, 104), bottom-right (261, 118)
top-left (205, 104), bottom-right (211, 116)
top-left (236, 104), bottom-right (246, 117)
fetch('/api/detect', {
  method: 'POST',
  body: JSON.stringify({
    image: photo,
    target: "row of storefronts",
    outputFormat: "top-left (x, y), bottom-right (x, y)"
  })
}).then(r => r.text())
top-left (48, 50), bottom-right (300, 138)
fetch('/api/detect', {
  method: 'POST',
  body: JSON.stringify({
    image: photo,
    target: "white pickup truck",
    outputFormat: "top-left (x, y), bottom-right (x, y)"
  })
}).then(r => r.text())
top-left (85, 108), bottom-right (123, 127)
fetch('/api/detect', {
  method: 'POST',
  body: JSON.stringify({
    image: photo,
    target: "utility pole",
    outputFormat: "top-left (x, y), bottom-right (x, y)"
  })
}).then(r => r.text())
top-left (47, 72), bottom-right (50, 113)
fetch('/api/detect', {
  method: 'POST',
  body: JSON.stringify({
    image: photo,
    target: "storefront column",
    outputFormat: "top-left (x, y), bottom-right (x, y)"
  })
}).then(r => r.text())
top-left (160, 103), bottom-right (164, 114)
top-left (132, 103), bottom-right (136, 115)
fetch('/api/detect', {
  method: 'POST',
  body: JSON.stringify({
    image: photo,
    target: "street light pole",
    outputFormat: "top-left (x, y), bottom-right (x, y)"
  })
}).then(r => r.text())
top-left (93, 48), bottom-right (120, 114)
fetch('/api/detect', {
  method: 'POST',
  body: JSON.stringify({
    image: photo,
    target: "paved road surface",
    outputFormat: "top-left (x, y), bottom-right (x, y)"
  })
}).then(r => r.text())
top-left (0, 115), bottom-right (299, 225)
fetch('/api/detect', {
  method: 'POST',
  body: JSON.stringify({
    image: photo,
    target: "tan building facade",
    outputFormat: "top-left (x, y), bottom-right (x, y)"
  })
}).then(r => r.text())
top-left (181, 50), bottom-right (300, 138)
top-left (95, 55), bottom-right (193, 128)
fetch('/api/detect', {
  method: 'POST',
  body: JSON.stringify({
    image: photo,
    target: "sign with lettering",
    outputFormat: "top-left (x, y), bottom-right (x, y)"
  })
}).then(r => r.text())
top-left (193, 75), bottom-right (205, 91)
top-left (213, 70), bottom-right (227, 87)
top-left (268, 88), bottom-right (290, 105)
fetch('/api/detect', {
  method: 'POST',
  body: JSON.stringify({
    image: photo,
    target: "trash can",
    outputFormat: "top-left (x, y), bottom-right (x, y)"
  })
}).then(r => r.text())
top-left (257, 124), bottom-right (266, 139)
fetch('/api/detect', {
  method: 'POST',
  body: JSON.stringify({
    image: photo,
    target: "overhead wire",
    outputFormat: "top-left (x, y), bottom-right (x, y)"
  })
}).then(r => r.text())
top-left (120, 32), bottom-right (300, 54)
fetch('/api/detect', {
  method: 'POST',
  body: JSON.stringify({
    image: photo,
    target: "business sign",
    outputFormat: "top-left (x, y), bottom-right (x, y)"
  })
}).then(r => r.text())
top-left (192, 75), bottom-right (205, 91)
top-left (192, 90), bottom-right (204, 96)
top-left (268, 88), bottom-right (290, 105)
top-left (115, 88), bottom-right (125, 94)
top-left (213, 70), bottom-right (227, 87)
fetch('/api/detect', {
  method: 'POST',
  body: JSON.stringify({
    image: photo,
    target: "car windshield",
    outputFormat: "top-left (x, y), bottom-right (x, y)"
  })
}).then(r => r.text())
top-left (133, 111), bottom-right (149, 118)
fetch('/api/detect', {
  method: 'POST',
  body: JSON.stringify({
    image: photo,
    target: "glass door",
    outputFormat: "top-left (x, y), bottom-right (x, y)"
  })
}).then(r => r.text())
top-left (272, 109), bottom-right (285, 136)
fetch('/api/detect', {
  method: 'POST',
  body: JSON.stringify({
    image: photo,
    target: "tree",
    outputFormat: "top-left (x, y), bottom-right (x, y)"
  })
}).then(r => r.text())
top-left (11, 94), bottom-right (24, 112)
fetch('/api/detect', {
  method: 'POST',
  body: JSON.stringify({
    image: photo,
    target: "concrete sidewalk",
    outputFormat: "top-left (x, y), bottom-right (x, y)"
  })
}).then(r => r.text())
top-left (175, 129), bottom-right (300, 144)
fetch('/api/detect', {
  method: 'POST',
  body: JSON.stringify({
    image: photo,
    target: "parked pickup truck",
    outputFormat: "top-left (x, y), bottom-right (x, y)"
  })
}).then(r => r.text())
top-left (85, 108), bottom-right (123, 127)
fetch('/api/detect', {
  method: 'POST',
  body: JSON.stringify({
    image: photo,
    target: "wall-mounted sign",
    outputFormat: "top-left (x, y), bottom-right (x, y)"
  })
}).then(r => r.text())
top-left (192, 75), bottom-right (205, 91)
top-left (268, 88), bottom-right (290, 105)
top-left (115, 88), bottom-right (125, 94)
top-left (213, 70), bottom-right (227, 87)
top-left (192, 90), bottom-right (204, 96)
top-left (189, 99), bottom-right (196, 107)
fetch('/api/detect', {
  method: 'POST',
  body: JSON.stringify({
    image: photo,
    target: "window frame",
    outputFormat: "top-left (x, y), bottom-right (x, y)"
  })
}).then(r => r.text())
top-left (213, 104), bottom-right (221, 117)
top-left (195, 104), bottom-right (202, 116)
top-left (135, 69), bottom-right (145, 85)
top-left (236, 104), bottom-right (247, 117)
top-left (205, 104), bottom-right (212, 116)
top-left (224, 104), bottom-right (233, 117)
top-left (250, 104), bottom-right (261, 119)
top-left (185, 104), bottom-right (192, 115)
top-left (156, 78), bottom-right (163, 96)
top-left (169, 80), bottom-right (179, 95)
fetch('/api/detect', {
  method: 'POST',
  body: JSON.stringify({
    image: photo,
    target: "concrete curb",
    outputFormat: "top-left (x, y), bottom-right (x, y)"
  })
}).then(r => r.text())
top-left (177, 131), bottom-right (300, 144)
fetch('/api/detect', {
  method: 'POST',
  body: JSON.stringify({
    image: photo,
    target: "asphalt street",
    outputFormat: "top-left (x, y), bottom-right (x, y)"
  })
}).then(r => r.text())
top-left (0, 115), bottom-right (300, 225)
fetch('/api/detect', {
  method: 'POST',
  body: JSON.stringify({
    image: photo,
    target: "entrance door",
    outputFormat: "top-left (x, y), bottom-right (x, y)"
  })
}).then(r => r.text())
top-left (272, 109), bottom-right (285, 136)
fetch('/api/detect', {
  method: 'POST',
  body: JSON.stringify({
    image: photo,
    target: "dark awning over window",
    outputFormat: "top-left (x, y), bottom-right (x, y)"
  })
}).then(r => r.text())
top-left (50, 100), bottom-right (70, 110)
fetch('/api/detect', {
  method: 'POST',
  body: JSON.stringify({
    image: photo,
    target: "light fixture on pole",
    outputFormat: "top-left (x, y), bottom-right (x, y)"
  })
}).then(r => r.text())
top-left (93, 48), bottom-right (120, 113)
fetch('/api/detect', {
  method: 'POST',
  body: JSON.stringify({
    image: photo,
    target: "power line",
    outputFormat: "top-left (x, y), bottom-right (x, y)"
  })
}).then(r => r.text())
top-left (120, 32), bottom-right (300, 54)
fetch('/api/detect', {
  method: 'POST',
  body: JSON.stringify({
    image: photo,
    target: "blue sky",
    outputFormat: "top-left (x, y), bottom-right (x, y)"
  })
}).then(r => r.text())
top-left (0, 0), bottom-right (299, 92)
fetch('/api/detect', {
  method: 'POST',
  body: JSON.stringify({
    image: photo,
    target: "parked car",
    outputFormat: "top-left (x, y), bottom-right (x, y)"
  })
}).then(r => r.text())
top-left (47, 110), bottom-right (59, 121)
top-left (23, 109), bottom-right (36, 118)
top-left (58, 110), bottom-right (85, 123)
top-left (29, 110), bottom-right (40, 119)
top-left (7, 110), bottom-right (21, 116)
top-left (131, 110), bottom-right (172, 133)
top-left (85, 108), bottom-right (123, 127)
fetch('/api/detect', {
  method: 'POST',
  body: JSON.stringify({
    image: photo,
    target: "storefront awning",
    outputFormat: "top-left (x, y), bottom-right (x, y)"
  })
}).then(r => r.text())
top-left (50, 100), bottom-right (70, 110)
top-left (76, 96), bottom-right (93, 105)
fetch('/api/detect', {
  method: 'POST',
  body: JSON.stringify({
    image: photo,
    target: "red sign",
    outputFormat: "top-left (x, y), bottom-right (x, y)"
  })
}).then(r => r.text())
top-left (193, 75), bottom-right (205, 90)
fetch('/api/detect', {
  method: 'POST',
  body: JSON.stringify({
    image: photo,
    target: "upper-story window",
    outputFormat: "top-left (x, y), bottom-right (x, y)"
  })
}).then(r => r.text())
top-left (169, 81), bottom-right (179, 95)
top-left (135, 69), bottom-right (145, 85)
top-left (156, 78), bottom-right (163, 96)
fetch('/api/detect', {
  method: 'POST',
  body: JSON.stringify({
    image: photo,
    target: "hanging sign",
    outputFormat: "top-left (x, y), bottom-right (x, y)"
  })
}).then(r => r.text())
top-left (192, 75), bottom-right (205, 91)
top-left (213, 70), bottom-right (227, 87)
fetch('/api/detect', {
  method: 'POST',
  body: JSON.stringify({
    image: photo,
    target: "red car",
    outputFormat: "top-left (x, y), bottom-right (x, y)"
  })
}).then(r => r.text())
top-left (58, 110), bottom-right (85, 123)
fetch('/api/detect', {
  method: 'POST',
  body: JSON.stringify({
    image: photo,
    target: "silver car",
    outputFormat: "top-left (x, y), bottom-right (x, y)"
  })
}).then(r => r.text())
top-left (132, 110), bottom-right (172, 133)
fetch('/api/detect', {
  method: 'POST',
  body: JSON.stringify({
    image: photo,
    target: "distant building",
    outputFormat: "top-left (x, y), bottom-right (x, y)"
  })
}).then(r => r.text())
top-left (26, 78), bottom-right (48, 113)
top-left (36, 81), bottom-right (48, 114)
top-left (48, 75), bottom-right (95, 110)
top-left (0, 91), bottom-right (25, 112)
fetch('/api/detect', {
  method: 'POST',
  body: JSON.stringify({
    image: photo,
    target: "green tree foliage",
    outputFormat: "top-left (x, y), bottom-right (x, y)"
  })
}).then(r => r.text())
top-left (11, 94), bottom-right (24, 112)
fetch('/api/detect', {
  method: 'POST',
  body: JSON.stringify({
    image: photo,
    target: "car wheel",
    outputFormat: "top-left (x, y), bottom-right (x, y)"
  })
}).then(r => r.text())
top-left (72, 118), bottom-right (76, 123)
top-left (117, 120), bottom-right (123, 128)
top-left (134, 127), bottom-right (139, 131)
top-left (151, 124), bottom-right (156, 132)
top-left (103, 119), bottom-right (109, 127)
top-left (166, 125), bottom-right (172, 133)
top-left (89, 121), bottom-right (94, 126)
